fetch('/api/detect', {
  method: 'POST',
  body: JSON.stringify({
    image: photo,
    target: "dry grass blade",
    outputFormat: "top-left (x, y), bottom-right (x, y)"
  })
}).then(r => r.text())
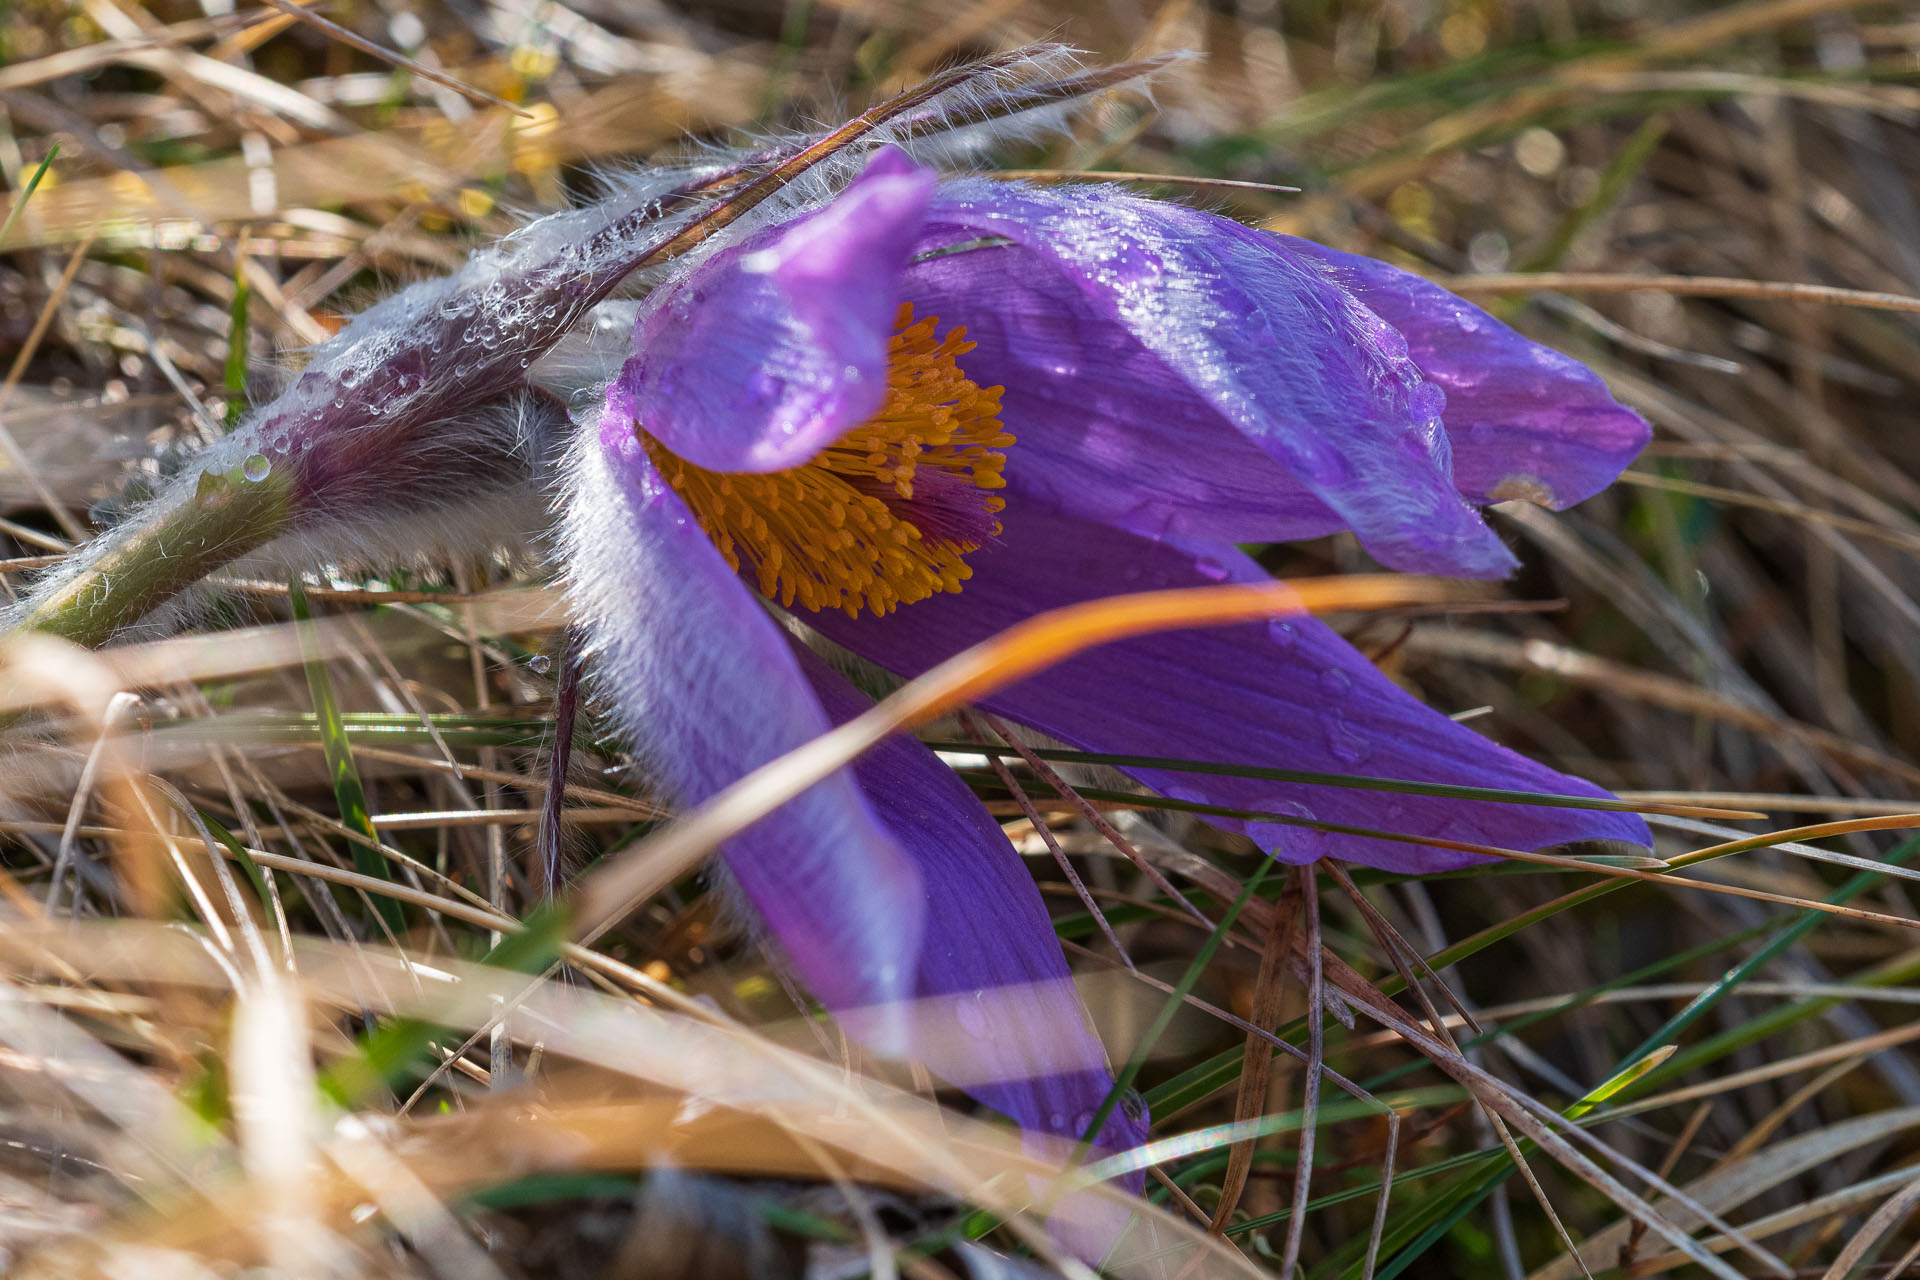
top-left (1322, 951), bottom-right (1785, 1280)
top-left (256, 0), bottom-right (531, 118)
top-left (1206, 877), bottom-right (1299, 1235)
top-left (1278, 866), bottom-right (1325, 1280)
top-left (1443, 272), bottom-right (1920, 313)
top-left (8, 918), bottom-right (1264, 1279)
top-left (990, 170), bottom-right (1302, 193)
top-left (1529, 1110), bottom-right (1920, 1280)
top-left (961, 710), bottom-right (1134, 967)
top-left (11, 5), bottom-right (1920, 1275)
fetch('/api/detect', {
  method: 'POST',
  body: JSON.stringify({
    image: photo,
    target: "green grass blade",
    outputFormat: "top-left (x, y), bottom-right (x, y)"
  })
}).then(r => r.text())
top-left (932, 740), bottom-right (1683, 816)
top-left (289, 578), bottom-right (406, 936)
top-left (318, 902), bottom-right (570, 1106)
top-left (1364, 835), bottom-right (1920, 1277)
top-left (0, 144), bottom-right (58, 249)
top-left (222, 253), bottom-right (251, 430)
top-left (1080, 856), bottom-right (1277, 1159)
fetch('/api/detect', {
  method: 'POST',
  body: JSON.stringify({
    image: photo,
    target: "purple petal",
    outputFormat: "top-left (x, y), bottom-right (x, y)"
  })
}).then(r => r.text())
top-left (796, 647), bottom-right (1146, 1255)
top-left (808, 501), bottom-right (1650, 874)
top-left (615, 150), bottom-right (936, 474)
top-left (902, 243), bottom-right (1348, 545)
top-left (1280, 239), bottom-right (1651, 509)
top-left (560, 409), bottom-right (924, 1019)
top-left (918, 182), bottom-right (1517, 577)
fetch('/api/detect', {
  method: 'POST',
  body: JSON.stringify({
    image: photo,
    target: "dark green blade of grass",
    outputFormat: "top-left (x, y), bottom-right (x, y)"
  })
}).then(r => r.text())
top-left (221, 252), bottom-right (250, 430)
top-left (1081, 857), bottom-right (1277, 1159)
top-left (967, 779), bottom-right (1663, 870)
top-left (0, 145), bottom-right (58, 249)
top-left (1607, 833), bottom-right (1920, 1091)
top-left (1623, 945), bottom-right (1920, 1100)
top-left (288, 578), bottom-right (405, 936)
top-left (170, 710), bottom-right (554, 750)
top-left (929, 740), bottom-right (1698, 816)
top-left (318, 901), bottom-right (570, 1106)
top-left (1086, 859), bottom-right (1277, 1270)
top-left (1358, 835), bottom-right (1920, 1279)
top-left (1145, 818), bottom-right (1885, 1118)
top-left (1513, 114), bottom-right (1669, 277)
top-left (197, 810), bottom-right (274, 910)
top-left (952, 860), bottom-right (1277, 1259)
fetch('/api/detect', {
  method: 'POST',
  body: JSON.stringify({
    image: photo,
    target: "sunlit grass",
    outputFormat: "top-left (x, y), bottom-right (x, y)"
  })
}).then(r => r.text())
top-left (5, 1), bottom-right (1920, 1277)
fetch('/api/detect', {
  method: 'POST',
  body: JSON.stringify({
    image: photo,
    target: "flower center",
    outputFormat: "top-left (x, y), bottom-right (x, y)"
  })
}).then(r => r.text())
top-left (645, 304), bottom-right (1013, 618)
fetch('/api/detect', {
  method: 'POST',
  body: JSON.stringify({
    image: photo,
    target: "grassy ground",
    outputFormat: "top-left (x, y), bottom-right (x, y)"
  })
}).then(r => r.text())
top-left (5, 0), bottom-right (1920, 1276)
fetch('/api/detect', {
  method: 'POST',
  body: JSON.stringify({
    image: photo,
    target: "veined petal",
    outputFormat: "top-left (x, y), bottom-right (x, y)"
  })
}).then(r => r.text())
top-left (809, 501), bottom-right (1650, 874)
top-left (560, 410), bottom-right (924, 1019)
top-left (616, 149), bottom-right (937, 474)
top-left (796, 648), bottom-right (1147, 1207)
top-left (902, 242), bottom-right (1348, 545)
top-left (1280, 239), bottom-right (1652, 509)
top-left (920, 181), bottom-right (1517, 577)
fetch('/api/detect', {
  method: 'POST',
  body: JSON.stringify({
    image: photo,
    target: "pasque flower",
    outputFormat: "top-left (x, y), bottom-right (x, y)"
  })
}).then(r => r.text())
top-left (10, 50), bottom-right (1651, 1258)
top-left (559, 142), bottom-right (1651, 1222)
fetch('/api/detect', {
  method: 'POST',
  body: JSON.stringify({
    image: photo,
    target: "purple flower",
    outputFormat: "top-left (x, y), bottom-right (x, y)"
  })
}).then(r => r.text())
top-left (560, 146), bottom-right (1651, 1247)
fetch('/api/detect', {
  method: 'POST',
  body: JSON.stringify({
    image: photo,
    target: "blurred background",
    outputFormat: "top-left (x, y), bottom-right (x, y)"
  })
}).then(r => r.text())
top-left (7, 1), bottom-right (1920, 1277)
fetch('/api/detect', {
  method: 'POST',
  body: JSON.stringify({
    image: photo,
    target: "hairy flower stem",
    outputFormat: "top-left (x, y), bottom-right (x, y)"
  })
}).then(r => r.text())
top-left (10, 48), bottom-right (1132, 652)
top-left (18, 463), bottom-right (291, 647)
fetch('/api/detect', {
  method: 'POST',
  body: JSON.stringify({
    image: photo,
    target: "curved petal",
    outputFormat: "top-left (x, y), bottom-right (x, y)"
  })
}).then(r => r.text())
top-left (902, 242), bottom-right (1348, 545)
top-left (808, 502), bottom-right (1650, 874)
top-left (615, 150), bottom-right (936, 474)
top-left (1279, 239), bottom-right (1652, 509)
top-left (795, 646), bottom-right (1147, 1244)
top-left (918, 181), bottom-right (1517, 577)
top-left (560, 409), bottom-right (924, 1021)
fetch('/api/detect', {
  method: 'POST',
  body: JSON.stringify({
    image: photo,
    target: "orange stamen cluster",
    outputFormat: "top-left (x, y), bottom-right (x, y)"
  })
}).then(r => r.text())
top-left (645, 304), bottom-right (1013, 617)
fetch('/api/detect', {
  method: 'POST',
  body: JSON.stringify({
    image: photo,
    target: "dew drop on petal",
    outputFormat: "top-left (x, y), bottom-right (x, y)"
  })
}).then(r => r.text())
top-left (954, 990), bottom-right (989, 1039)
top-left (1263, 801), bottom-right (1328, 860)
top-left (1318, 668), bottom-right (1351, 698)
top-left (1325, 714), bottom-right (1372, 765)
top-left (241, 453), bottom-right (271, 482)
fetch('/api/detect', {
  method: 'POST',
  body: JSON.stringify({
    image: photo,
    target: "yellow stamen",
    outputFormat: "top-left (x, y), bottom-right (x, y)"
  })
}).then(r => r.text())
top-left (643, 304), bottom-right (1014, 618)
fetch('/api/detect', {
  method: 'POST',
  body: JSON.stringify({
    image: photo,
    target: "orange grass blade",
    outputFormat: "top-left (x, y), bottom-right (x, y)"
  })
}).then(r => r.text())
top-left (573, 575), bottom-right (1463, 942)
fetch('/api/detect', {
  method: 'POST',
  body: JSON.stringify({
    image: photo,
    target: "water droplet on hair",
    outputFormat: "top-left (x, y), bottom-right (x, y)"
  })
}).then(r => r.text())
top-left (241, 453), bottom-right (271, 482)
top-left (529, 653), bottom-right (552, 675)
